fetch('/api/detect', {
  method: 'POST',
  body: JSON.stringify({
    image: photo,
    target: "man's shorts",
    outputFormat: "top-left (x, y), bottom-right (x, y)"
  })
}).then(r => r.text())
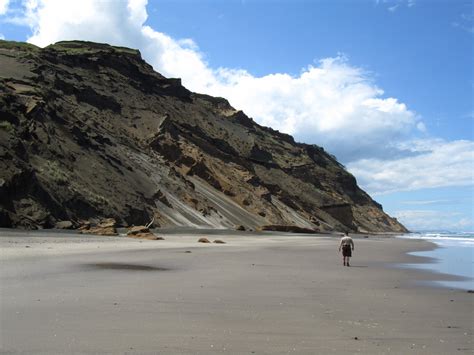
top-left (342, 245), bottom-right (352, 257)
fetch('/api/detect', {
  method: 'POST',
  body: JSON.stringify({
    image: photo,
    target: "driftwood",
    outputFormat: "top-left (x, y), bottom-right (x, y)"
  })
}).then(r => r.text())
top-left (145, 217), bottom-right (155, 229)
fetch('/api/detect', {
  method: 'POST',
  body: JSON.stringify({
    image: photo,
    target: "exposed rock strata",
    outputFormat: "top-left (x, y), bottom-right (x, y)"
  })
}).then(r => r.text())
top-left (0, 40), bottom-right (407, 233)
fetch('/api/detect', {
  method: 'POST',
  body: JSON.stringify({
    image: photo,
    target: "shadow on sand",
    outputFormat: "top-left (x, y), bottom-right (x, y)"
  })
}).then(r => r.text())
top-left (82, 263), bottom-right (171, 271)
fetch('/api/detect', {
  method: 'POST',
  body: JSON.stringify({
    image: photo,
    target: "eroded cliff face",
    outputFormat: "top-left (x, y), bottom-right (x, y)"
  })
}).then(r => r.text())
top-left (0, 40), bottom-right (407, 233)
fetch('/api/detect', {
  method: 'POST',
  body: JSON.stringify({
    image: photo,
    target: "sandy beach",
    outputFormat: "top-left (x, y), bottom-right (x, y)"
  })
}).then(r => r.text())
top-left (0, 230), bottom-right (472, 354)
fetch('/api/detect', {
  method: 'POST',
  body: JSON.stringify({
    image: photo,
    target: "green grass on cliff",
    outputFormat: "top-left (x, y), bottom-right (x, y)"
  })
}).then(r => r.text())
top-left (47, 41), bottom-right (140, 56)
top-left (0, 40), bottom-right (140, 59)
top-left (0, 121), bottom-right (14, 133)
top-left (0, 40), bottom-right (39, 52)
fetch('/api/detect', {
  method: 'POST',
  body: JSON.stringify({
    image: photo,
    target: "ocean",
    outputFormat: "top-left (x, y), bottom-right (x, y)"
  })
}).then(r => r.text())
top-left (398, 232), bottom-right (474, 290)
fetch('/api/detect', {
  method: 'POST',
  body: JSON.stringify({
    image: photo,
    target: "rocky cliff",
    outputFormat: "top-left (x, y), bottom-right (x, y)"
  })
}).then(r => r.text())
top-left (0, 40), bottom-right (407, 233)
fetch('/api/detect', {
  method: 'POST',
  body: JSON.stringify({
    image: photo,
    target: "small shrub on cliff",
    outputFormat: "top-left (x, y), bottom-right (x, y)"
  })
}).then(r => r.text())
top-left (0, 121), bottom-right (14, 133)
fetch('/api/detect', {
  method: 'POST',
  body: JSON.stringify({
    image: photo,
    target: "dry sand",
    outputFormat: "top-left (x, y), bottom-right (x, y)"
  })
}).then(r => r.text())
top-left (0, 229), bottom-right (472, 354)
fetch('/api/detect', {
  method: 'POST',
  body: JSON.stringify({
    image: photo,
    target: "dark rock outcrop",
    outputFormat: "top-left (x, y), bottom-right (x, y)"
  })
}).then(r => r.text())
top-left (321, 204), bottom-right (355, 231)
top-left (0, 40), bottom-right (407, 233)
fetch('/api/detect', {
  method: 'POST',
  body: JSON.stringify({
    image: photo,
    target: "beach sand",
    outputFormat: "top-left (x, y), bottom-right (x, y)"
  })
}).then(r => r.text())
top-left (0, 230), bottom-right (472, 354)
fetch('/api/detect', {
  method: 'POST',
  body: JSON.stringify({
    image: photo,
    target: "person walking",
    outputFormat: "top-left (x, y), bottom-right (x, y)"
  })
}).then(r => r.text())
top-left (339, 232), bottom-right (354, 266)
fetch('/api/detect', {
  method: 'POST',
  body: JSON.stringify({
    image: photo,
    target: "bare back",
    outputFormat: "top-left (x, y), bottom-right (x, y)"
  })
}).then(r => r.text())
top-left (340, 236), bottom-right (354, 248)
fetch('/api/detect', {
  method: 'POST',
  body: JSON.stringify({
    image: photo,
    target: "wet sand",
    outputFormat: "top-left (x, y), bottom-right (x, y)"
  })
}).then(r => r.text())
top-left (0, 230), bottom-right (472, 354)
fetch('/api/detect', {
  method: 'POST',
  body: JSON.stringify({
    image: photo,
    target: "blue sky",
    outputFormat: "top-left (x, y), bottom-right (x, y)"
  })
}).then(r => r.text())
top-left (1, 0), bottom-right (472, 231)
top-left (149, 0), bottom-right (472, 140)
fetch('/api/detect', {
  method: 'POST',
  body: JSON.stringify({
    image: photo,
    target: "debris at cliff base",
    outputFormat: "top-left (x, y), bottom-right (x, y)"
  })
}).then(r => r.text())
top-left (80, 218), bottom-right (118, 236)
top-left (126, 225), bottom-right (164, 240)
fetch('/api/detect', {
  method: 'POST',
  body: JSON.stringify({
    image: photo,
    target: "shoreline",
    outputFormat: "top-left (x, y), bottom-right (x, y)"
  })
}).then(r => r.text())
top-left (1, 229), bottom-right (472, 354)
top-left (395, 235), bottom-right (474, 291)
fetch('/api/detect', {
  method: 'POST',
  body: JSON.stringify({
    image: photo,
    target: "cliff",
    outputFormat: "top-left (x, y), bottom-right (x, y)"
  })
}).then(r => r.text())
top-left (0, 40), bottom-right (407, 233)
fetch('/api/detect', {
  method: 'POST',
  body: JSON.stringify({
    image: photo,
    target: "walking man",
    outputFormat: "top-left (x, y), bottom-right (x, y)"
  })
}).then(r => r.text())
top-left (339, 232), bottom-right (354, 266)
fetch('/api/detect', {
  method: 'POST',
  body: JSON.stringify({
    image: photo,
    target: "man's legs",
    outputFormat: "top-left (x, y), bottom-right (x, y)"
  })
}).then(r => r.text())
top-left (346, 257), bottom-right (350, 267)
top-left (342, 256), bottom-right (346, 266)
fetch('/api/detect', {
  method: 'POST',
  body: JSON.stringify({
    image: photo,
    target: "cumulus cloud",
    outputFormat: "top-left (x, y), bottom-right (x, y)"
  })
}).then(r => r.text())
top-left (19, 0), bottom-right (148, 46)
top-left (212, 58), bottom-right (422, 162)
top-left (0, 0), bottom-right (9, 15)
top-left (347, 139), bottom-right (474, 195)
top-left (4, 0), bottom-right (474, 196)
top-left (18, 0), bottom-right (422, 162)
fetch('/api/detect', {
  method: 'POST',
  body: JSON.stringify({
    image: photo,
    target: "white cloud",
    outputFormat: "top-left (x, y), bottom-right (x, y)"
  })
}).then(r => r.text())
top-left (401, 199), bottom-right (462, 206)
top-left (3, 0), bottom-right (474, 196)
top-left (0, 33), bottom-right (4, 40)
top-left (0, 0), bottom-right (9, 15)
top-left (393, 210), bottom-right (472, 231)
top-left (21, 0), bottom-right (148, 47)
top-left (388, 5), bottom-right (399, 12)
top-left (377, 0), bottom-right (416, 12)
top-left (452, 13), bottom-right (474, 35)
top-left (348, 139), bottom-right (474, 195)
top-left (15, 0), bottom-right (423, 163)
top-left (201, 57), bottom-right (421, 162)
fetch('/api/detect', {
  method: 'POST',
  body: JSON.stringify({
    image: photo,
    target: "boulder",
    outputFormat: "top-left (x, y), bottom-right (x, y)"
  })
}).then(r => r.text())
top-left (127, 225), bottom-right (164, 240)
top-left (128, 233), bottom-right (164, 240)
top-left (127, 225), bottom-right (150, 235)
top-left (82, 226), bottom-right (118, 236)
top-left (198, 237), bottom-right (211, 243)
top-left (81, 218), bottom-right (118, 236)
top-left (235, 225), bottom-right (246, 231)
top-left (213, 239), bottom-right (226, 244)
top-left (97, 218), bottom-right (116, 229)
top-left (77, 220), bottom-right (91, 231)
top-left (55, 220), bottom-right (74, 229)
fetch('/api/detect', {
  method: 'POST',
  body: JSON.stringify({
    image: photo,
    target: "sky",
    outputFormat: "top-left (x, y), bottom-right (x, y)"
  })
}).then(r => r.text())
top-left (0, 0), bottom-right (472, 232)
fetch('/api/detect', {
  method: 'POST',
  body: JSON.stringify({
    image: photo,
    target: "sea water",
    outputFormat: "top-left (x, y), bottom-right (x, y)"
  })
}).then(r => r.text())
top-left (398, 232), bottom-right (474, 290)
